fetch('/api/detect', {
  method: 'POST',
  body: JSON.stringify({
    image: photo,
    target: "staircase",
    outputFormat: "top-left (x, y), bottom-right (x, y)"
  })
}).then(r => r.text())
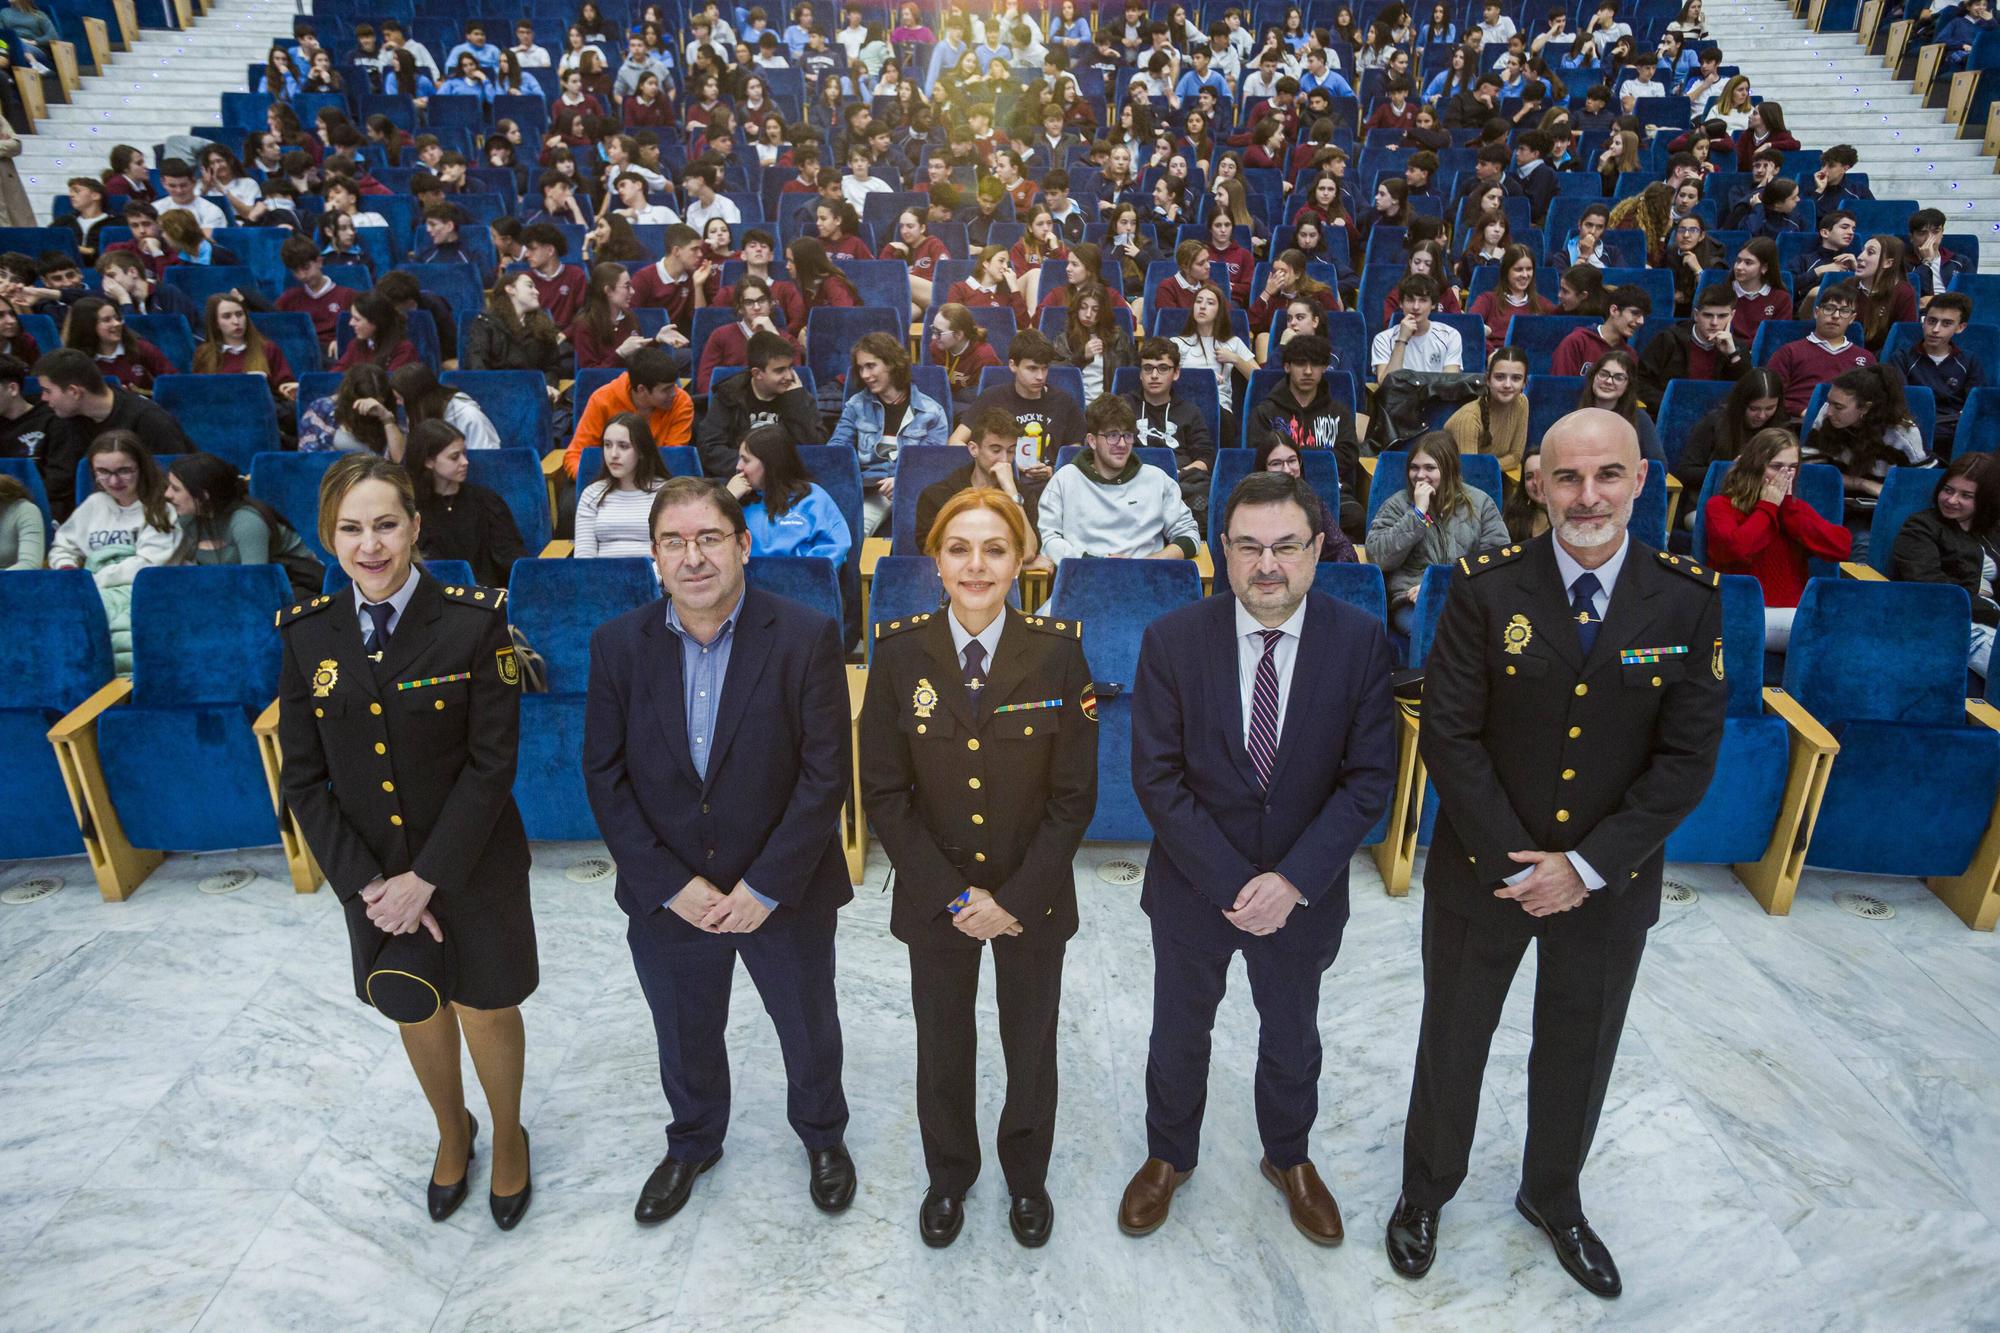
top-left (14, 0), bottom-right (302, 223)
top-left (1704, 0), bottom-right (1999, 269)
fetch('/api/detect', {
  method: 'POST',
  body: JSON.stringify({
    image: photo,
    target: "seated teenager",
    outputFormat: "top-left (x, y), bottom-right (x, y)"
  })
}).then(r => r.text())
top-left (1248, 333), bottom-right (1365, 536)
top-left (1366, 430), bottom-right (1509, 634)
top-left (331, 290), bottom-right (421, 373)
top-left (827, 331), bottom-right (951, 537)
top-left (692, 276), bottom-right (802, 394)
top-left (561, 345), bottom-right (695, 476)
top-left (1467, 244), bottom-right (1554, 362)
top-left (1891, 293), bottom-right (1985, 457)
top-left (1635, 281), bottom-right (1747, 410)
top-left (298, 364), bottom-right (402, 457)
top-left (64, 296), bottom-right (174, 394)
top-left (947, 243), bottom-right (1031, 326)
top-left (1767, 281), bottom-right (1875, 417)
top-left (725, 422), bottom-right (853, 562)
top-left (1169, 279), bottom-right (1259, 445)
top-left (692, 329), bottom-right (826, 476)
top-left (1443, 345), bottom-right (1530, 474)
top-left (946, 330), bottom-right (1086, 493)
top-left (1550, 283), bottom-right (1648, 377)
top-left (48, 432), bottom-right (178, 670)
top-left (1801, 363), bottom-right (1934, 541)
top-left (1673, 368), bottom-right (1787, 522)
top-left (1704, 427), bottom-right (1851, 648)
top-left (461, 270), bottom-right (568, 389)
top-left (192, 291), bottom-right (297, 402)
top-left (1370, 274), bottom-right (1464, 382)
top-left (405, 418), bottom-right (527, 584)
top-left (1036, 393), bottom-right (1199, 562)
top-left (574, 412), bottom-right (671, 561)
top-left (1125, 337), bottom-right (1215, 526)
top-left (1255, 434), bottom-right (1358, 562)
top-left (1574, 348), bottom-right (1665, 461)
top-left (0, 471), bottom-right (43, 568)
top-left (391, 363), bottom-right (500, 451)
top-left (276, 234), bottom-right (359, 358)
top-left (163, 452), bottom-right (321, 591)
top-left (1892, 455), bottom-right (2000, 679)
top-left (914, 404), bottom-right (1047, 562)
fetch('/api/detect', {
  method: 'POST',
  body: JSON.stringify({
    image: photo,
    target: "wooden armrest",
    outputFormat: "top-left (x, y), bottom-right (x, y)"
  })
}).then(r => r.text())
top-left (1192, 544), bottom-right (1214, 580)
top-left (1359, 456), bottom-right (1378, 478)
top-left (1840, 560), bottom-right (1886, 581)
top-left (1965, 698), bottom-right (2000, 734)
top-left (1504, 465), bottom-right (1520, 484)
top-left (253, 697), bottom-right (280, 738)
top-left (1664, 474), bottom-right (1682, 495)
top-left (847, 663), bottom-right (867, 720)
top-left (78, 16), bottom-right (108, 71)
top-left (540, 540), bottom-right (573, 558)
top-left (860, 536), bottom-right (890, 579)
top-left (1761, 686), bottom-right (1839, 752)
top-left (541, 448), bottom-right (566, 477)
top-left (47, 678), bottom-right (132, 742)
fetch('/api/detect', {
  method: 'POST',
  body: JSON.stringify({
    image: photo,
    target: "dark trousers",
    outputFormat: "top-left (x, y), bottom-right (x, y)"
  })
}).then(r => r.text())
top-left (908, 940), bottom-right (1065, 1197)
top-left (626, 904), bottom-right (849, 1162)
top-left (1400, 894), bottom-right (1646, 1228)
top-left (1144, 915), bottom-right (1342, 1173)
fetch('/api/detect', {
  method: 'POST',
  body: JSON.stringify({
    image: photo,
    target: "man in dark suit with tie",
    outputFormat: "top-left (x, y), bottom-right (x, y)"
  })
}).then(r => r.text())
top-left (1388, 408), bottom-right (1727, 1297)
top-left (1119, 471), bottom-right (1397, 1246)
top-left (583, 476), bottom-right (858, 1226)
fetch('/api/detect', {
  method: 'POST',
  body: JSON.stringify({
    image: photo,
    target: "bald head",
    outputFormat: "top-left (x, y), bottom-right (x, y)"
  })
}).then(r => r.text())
top-left (1541, 408), bottom-right (1645, 557)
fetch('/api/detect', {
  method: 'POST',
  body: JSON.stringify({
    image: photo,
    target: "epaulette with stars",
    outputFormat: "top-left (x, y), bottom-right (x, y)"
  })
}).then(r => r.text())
top-left (440, 583), bottom-right (508, 609)
top-left (873, 610), bottom-right (936, 641)
top-left (1656, 550), bottom-right (1721, 588)
top-left (1458, 543), bottom-right (1524, 577)
top-left (1020, 614), bottom-right (1082, 639)
top-left (275, 594), bottom-right (334, 627)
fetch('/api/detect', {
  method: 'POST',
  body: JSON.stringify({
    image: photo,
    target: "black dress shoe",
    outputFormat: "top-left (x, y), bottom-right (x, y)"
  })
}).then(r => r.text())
top-left (1385, 1193), bottom-right (1439, 1278)
top-left (427, 1111), bottom-right (478, 1222)
top-left (635, 1148), bottom-right (723, 1225)
top-left (1515, 1193), bottom-right (1621, 1298)
top-left (808, 1144), bottom-right (856, 1213)
top-left (1009, 1191), bottom-right (1054, 1248)
top-left (490, 1128), bottom-right (532, 1231)
top-left (919, 1189), bottom-right (964, 1248)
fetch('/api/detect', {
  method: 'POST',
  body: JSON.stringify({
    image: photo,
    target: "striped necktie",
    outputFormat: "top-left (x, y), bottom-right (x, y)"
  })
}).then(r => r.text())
top-left (1247, 629), bottom-right (1283, 788)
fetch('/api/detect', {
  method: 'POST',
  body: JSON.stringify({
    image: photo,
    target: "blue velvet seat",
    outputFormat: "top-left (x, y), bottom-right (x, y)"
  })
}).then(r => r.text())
top-left (152, 374), bottom-right (282, 472)
top-left (161, 264), bottom-right (269, 308)
top-left (1630, 463), bottom-right (1670, 548)
top-left (398, 263), bottom-right (487, 322)
top-left (247, 452), bottom-right (341, 561)
top-left (831, 259), bottom-right (913, 334)
top-left (570, 367), bottom-right (626, 433)
top-left (1800, 381), bottom-right (1937, 458)
top-left (0, 570), bottom-right (111, 863)
top-left (125, 314), bottom-right (196, 373)
top-left (73, 566), bottom-right (292, 898)
top-left (887, 445), bottom-right (973, 555)
top-left (1502, 314), bottom-right (1595, 375)
top-left (250, 310), bottom-right (325, 375)
top-left (506, 555), bottom-right (658, 841)
top-left (1664, 574), bottom-right (1840, 913)
top-left (1858, 468), bottom-right (1943, 576)
top-left (865, 555), bottom-right (944, 649)
top-left (746, 554), bottom-right (842, 623)
top-left (464, 448), bottom-right (554, 551)
top-left (0, 458), bottom-right (53, 545)
top-left (1656, 379), bottom-right (1735, 471)
top-left (334, 309), bottom-right (442, 374)
top-left (795, 445), bottom-right (866, 641)
top-left (443, 369), bottom-right (553, 452)
top-left (1524, 374), bottom-right (1585, 448)
top-left (1788, 579), bottom-right (2000, 928)
top-left (1047, 557), bottom-right (1204, 841)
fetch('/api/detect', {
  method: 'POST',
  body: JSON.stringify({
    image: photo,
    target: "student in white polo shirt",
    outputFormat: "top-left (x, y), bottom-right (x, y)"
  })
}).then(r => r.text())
top-left (1371, 274), bottom-right (1464, 382)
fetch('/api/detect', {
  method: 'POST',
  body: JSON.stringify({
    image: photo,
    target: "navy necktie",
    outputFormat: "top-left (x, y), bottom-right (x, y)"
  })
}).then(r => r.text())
top-left (1570, 572), bottom-right (1602, 656)
top-left (362, 601), bottom-right (395, 656)
top-left (962, 639), bottom-right (987, 696)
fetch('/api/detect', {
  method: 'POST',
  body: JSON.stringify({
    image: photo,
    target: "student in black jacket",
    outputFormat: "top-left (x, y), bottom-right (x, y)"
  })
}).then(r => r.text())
top-left (1634, 283), bottom-right (1748, 410)
top-left (1891, 454), bottom-right (1999, 678)
top-left (1123, 337), bottom-right (1216, 527)
top-left (407, 419), bottom-right (528, 586)
top-left (690, 329), bottom-right (826, 476)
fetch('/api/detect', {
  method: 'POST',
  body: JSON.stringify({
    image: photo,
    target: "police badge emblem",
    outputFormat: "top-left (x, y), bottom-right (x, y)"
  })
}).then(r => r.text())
top-left (1502, 614), bottom-right (1533, 655)
top-left (311, 659), bottom-right (339, 697)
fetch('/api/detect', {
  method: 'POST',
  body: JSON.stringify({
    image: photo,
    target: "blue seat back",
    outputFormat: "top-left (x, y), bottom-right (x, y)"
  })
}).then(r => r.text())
top-left (161, 265), bottom-right (268, 308)
top-left (1655, 379), bottom-right (1735, 469)
top-left (833, 259), bottom-right (913, 332)
top-left (1783, 580), bottom-right (1970, 727)
top-left (463, 447), bottom-right (553, 549)
top-left (0, 458), bottom-right (53, 545)
top-left (1408, 563), bottom-right (1455, 669)
top-left (128, 565), bottom-right (289, 708)
top-left (571, 367), bottom-right (625, 432)
top-left (1867, 468), bottom-right (1942, 576)
top-left (889, 445), bottom-right (972, 556)
top-left (0, 567), bottom-right (111, 712)
top-left (1204, 447), bottom-right (1343, 554)
top-left (399, 263), bottom-right (488, 320)
top-left (247, 452), bottom-right (341, 562)
top-left (1717, 574), bottom-right (1769, 718)
top-left (442, 369), bottom-right (552, 450)
top-left (866, 555), bottom-right (944, 636)
top-left (745, 554), bottom-right (841, 623)
top-left (1110, 364), bottom-right (1221, 455)
top-left (1524, 375), bottom-right (1585, 450)
top-left (803, 306), bottom-right (904, 401)
top-left (1503, 314), bottom-right (1595, 374)
top-left (975, 365), bottom-right (1087, 423)
top-left (1312, 561), bottom-right (1388, 623)
top-left (250, 310), bottom-right (325, 374)
top-left (506, 555), bottom-right (659, 692)
top-left (152, 374), bottom-right (281, 471)
top-left (1630, 461), bottom-right (1669, 548)
top-left (126, 313), bottom-right (196, 372)
top-left (1800, 381), bottom-right (1937, 458)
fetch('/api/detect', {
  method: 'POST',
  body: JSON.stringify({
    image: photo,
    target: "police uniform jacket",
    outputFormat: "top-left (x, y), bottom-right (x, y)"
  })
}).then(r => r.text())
top-left (1418, 534), bottom-right (1727, 940)
top-left (860, 607), bottom-right (1099, 951)
top-left (276, 572), bottom-right (536, 1008)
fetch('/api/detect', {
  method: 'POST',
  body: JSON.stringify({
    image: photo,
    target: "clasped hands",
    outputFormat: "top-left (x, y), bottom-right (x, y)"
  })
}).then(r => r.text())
top-left (1225, 871), bottom-right (1302, 936)
top-left (363, 871), bottom-right (442, 941)
top-left (953, 887), bottom-right (1022, 942)
top-left (671, 875), bottom-right (772, 933)
top-left (1494, 850), bottom-right (1589, 916)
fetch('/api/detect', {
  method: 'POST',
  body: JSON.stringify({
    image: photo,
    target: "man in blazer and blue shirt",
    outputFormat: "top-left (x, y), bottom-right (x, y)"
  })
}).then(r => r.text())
top-left (583, 476), bottom-right (858, 1226)
top-left (1119, 471), bottom-right (1397, 1246)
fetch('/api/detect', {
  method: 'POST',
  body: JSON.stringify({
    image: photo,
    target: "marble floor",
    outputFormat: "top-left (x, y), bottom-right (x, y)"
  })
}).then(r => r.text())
top-left (2, 843), bottom-right (1999, 1333)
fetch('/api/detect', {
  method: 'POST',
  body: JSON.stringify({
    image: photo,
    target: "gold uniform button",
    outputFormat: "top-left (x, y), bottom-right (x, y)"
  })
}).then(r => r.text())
top-left (916, 724), bottom-right (927, 734)
top-left (968, 777), bottom-right (981, 790)
top-left (314, 707), bottom-right (324, 718)
top-left (971, 814), bottom-right (984, 825)
top-left (1468, 855), bottom-right (1477, 864)
top-left (390, 815), bottom-right (403, 827)
top-left (1562, 768), bottom-right (1576, 780)
top-left (374, 742), bottom-right (386, 755)
top-left (974, 852), bottom-right (986, 862)
top-left (1652, 675), bottom-right (1663, 687)
top-left (369, 702), bottom-right (382, 715)
top-left (1574, 683), bottom-right (1588, 697)
top-left (1556, 809), bottom-right (1570, 822)
top-left (434, 700), bottom-right (445, 711)
top-left (1568, 726), bottom-right (1581, 738)
top-left (1022, 725), bottom-right (1033, 736)
top-left (381, 780), bottom-right (395, 793)
top-left (966, 739), bottom-right (980, 752)
top-left (1505, 665), bottom-right (1516, 675)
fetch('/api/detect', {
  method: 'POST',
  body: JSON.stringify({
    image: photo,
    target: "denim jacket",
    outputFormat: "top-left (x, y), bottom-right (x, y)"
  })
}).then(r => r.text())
top-left (826, 385), bottom-right (951, 485)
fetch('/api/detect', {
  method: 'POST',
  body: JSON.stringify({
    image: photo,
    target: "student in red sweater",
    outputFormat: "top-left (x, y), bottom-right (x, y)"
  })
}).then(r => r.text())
top-left (192, 291), bottom-right (297, 400)
top-left (275, 235), bottom-right (359, 357)
top-left (1151, 240), bottom-right (1212, 315)
top-left (64, 296), bottom-right (175, 393)
top-left (1364, 76), bottom-right (1419, 132)
top-left (1008, 206), bottom-right (1070, 312)
top-left (926, 302), bottom-right (1003, 395)
top-left (567, 262), bottom-right (649, 371)
top-left (1202, 209), bottom-right (1255, 309)
top-left (711, 229), bottom-right (807, 333)
top-left (691, 277), bottom-right (803, 393)
top-left (1550, 284), bottom-right (1649, 377)
top-left (331, 291), bottom-right (422, 373)
top-left (1733, 102), bottom-right (1801, 171)
top-left (519, 221), bottom-right (590, 327)
top-left (1704, 427), bottom-right (1852, 648)
top-left (628, 222), bottom-right (703, 371)
top-left (878, 208), bottom-right (953, 312)
top-left (1729, 238), bottom-right (1792, 345)
top-left (814, 200), bottom-right (875, 262)
top-left (784, 236), bottom-right (861, 328)
top-left (946, 245), bottom-right (1031, 327)
top-left (1766, 282), bottom-right (1876, 417)
top-left (1847, 235), bottom-right (1920, 351)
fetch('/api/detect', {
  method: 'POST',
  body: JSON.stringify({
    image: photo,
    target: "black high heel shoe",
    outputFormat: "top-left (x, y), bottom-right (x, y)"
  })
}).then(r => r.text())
top-left (491, 1127), bottom-right (533, 1231)
top-left (428, 1111), bottom-right (478, 1222)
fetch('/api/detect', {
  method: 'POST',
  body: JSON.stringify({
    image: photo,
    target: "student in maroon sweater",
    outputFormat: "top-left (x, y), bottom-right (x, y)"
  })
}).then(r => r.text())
top-left (1733, 102), bottom-right (1802, 171)
top-left (520, 222), bottom-right (590, 328)
top-left (1728, 238), bottom-right (1792, 345)
top-left (1766, 283), bottom-right (1875, 417)
top-left (64, 297), bottom-right (176, 393)
top-left (192, 291), bottom-right (297, 400)
top-left (331, 291), bottom-right (422, 373)
top-left (815, 200), bottom-right (875, 262)
top-left (275, 235), bottom-right (359, 356)
top-left (691, 277), bottom-right (803, 393)
top-left (1202, 210), bottom-right (1255, 309)
top-left (1550, 285), bottom-right (1649, 377)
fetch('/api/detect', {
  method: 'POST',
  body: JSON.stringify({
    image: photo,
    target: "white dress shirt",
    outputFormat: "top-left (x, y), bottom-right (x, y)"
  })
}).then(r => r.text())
top-left (353, 566), bottom-right (420, 643)
top-left (948, 608), bottom-right (1004, 677)
top-left (1519, 533), bottom-right (1633, 893)
top-left (1234, 595), bottom-right (1307, 750)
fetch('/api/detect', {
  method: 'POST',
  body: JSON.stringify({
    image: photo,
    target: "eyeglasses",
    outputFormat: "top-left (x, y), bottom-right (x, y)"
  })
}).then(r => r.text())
top-left (92, 466), bottom-right (137, 480)
top-left (654, 532), bottom-right (734, 555)
top-left (1094, 432), bottom-right (1137, 445)
top-left (1594, 371), bottom-right (1629, 385)
top-left (1226, 538), bottom-right (1311, 562)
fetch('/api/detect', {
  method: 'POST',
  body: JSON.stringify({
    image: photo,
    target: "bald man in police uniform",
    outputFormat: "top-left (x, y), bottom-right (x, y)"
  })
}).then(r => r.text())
top-left (1387, 409), bottom-right (1726, 1298)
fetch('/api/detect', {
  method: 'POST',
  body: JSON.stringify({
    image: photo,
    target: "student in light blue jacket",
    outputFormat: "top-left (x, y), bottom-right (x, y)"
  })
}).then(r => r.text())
top-left (728, 424), bottom-right (854, 566)
top-left (825, 331), bottom-right (951, 538)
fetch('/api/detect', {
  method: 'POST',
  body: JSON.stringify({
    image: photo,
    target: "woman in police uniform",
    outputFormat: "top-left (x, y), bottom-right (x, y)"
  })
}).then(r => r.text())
top-left (276, 453), bottom-right (539, 1230)
top-left (859, 487), bottom-right (1098, 1252)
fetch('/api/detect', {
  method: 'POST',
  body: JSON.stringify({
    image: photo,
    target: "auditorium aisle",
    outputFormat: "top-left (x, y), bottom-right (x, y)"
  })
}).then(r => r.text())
top-left (0, 842), bottom-right (1997, 1330)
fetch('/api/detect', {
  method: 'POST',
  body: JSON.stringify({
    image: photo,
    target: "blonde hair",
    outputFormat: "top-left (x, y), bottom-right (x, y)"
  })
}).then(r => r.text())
top-left (317, 451), bottom-right (415, 552)
top-left (924, 485), bottom-right (1030, 558)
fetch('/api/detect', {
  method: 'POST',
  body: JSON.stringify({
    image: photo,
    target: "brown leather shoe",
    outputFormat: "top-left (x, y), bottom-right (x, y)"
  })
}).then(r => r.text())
top-left (1118, 1158), bottom-right (1192, 1237)
top-left (1260, 1158), bottom-right (1344, 1246)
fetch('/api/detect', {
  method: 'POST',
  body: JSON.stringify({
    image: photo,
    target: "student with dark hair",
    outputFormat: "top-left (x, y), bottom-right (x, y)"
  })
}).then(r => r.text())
top-left (946, 330), bottom-right (1085, 488)
top-left (407, 418), bottom-right (526, 585)
top-left (1550, 284), bottom-right (1648, 378)
top-left (1673, 368), bottom-right (1786, 502)
top-left (1249, 333), bottom-right (1364, 536)
top-left (1892, 292), bottom-right (1985, 456)
top-left (0, 353), bottom-right (52, 459)
top-left (692, 276), bottom-right (803, 393)
top-left (331, 291), bottom-right (419, 373)
top-left (48, 430), bottom-right (177, 668)
top-left (1894, 454), bottom-right (2000, 677)
top-left (1742, 178), bottom-right (1803, 240)
top-left (62, 295), bottom-right (174, 393)
top-left (1634, 283), bottom-right (1746, 409)
top-left (693, 329), bottom-right (825, 476)
top-left (1443, 346), bottom-right (1530, 473)
top-left (1573, 348), bottom-right (1665, 461)
top-left (163, 452), bottom-right (322, 592)
top-left (562, 344), bottom-right (695, 477)
top-left (276, 234), bottom-right (359, 356)
top-left (574, 412), bottom-right (671, 561)
top-left (726, 422), bottom-right (852, 561)
top-left (391, 363), bottom-right (500, 451)
top-left (192, 291), bottom-right (298, 402)
top-left (31, 348), bottom-right (193, 517)
top-left (1037, 393), bottom-right (1198, 562)
top-left (1768, 282), bottom-right (1877, 417)
top-left (520, 221), bottom-right (590, 327)
top-left (1802, 363), bottom-right (1932, 534)
top-left (1729, 237), bottom-right (1791, 343)
top-left (1906, 207), bottom-right (1972, 303)
top-left (461, 270), bottom-right (568, 387)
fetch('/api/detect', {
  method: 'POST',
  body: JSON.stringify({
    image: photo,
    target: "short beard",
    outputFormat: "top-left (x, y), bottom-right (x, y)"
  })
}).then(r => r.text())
top-left (1555, 506), bottom-right (1626, 548)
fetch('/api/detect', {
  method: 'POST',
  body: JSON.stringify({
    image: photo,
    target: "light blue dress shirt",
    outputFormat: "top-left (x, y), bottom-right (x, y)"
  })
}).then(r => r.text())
top-left (665, 590), bottom-right (777, 910)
